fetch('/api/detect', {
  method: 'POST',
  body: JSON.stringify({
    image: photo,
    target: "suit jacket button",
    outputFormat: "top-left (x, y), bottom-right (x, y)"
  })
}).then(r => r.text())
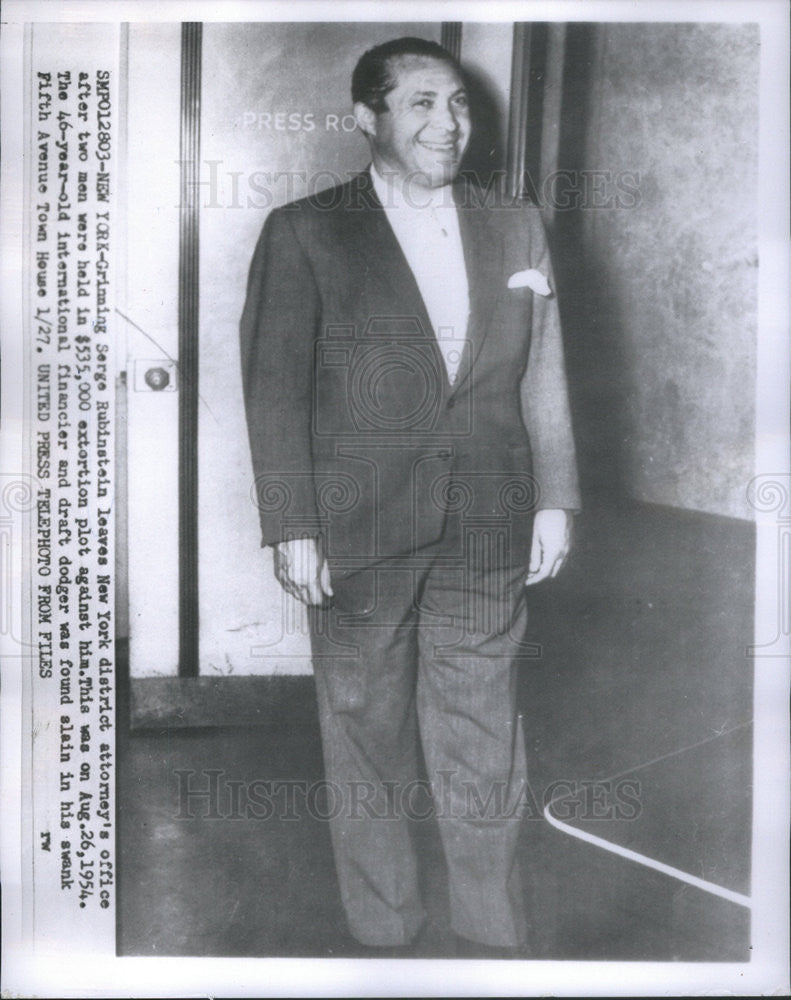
top-left (447, 397), bottom-right (455, 409)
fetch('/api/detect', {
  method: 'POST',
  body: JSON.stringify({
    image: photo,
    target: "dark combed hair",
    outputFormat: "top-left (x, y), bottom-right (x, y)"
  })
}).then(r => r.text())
top-left (351, 37), bottom-right (461, 114)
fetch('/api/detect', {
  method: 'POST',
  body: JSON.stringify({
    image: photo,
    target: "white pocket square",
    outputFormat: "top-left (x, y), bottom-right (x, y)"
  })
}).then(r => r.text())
top-left (507, 268), bottom-right (552, 296)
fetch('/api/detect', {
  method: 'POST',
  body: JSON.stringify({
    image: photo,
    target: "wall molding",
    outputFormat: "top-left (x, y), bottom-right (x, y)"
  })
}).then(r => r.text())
top-left (440, 22), bottom-right (462, 61)
top-left (178, 22), bottom-right (202, 676)
top-left (505, 22), bottom-right (548, 203)
top-left (129, 675), bottom-right (317, 729)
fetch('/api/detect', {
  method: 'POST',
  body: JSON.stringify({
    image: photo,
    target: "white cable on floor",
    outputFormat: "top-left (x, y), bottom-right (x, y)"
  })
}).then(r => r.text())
top-left (543, 802), bottom-right (752, 908)
top-left (543, 720), bottom-right (753, 909)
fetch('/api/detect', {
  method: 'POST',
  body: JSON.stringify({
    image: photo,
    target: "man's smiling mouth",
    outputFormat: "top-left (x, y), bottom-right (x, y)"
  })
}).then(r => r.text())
top-left (418, 140), bottom-right (457, 152)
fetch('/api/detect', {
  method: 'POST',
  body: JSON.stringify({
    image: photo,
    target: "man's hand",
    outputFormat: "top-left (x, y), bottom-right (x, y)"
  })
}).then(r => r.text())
top-left (272, 537), bottom-right (334, 606)
top-left (525, 509), bottom-right (572, 586)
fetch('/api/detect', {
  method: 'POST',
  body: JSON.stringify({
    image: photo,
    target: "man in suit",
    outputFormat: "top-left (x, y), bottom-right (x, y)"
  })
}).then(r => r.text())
top-left (240, 36), bottom-right (579, 955)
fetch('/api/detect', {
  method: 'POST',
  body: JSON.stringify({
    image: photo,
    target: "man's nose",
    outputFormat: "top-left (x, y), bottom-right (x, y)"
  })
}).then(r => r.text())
top-left (431, 102), bottom-right (460, 134)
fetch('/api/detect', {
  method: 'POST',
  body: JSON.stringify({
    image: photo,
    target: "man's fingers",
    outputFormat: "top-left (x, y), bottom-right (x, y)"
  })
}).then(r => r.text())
top-left (285, 579), bottom-right (304, 603)
top-left (527, 546), bottom-right (568, 585)
top-left (277, 567), bottom-right (332, 606)
top-left (525, 565), bottom-right (551, 586)
top-left (274, 563), bottom-right (308, 604)
top-left (284, 575), bottom-right (318, 606)
top-left (306, 578), bottom-right (327, 606)
top-left (319, 558), bottom-right (334, 597)
top-left (273, 538), bottom-right (333, 604)
top-left (279, 577), bottom-right (301, 602)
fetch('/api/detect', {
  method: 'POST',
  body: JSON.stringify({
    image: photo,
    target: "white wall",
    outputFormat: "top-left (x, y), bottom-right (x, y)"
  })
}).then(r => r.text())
top-left (566, 24), bottom-right (758, 519)
top-left (123, 24), bottom-right (182, 676)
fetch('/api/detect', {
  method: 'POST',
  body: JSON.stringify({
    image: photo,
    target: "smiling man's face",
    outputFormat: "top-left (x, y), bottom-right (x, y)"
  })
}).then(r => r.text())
top-left (357, 54), bottom-right (471, 189)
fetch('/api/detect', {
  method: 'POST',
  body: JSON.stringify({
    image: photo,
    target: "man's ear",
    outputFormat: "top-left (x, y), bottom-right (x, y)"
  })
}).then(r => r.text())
top-left (353, 102), bottom-right (377, 138)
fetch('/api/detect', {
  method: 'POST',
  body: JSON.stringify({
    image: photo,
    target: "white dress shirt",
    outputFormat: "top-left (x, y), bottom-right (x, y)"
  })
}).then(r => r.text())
top-left (370, 165), bottom-right (470, 385)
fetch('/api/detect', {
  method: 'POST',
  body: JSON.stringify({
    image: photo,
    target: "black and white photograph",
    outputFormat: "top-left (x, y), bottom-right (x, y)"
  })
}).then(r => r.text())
top-left (1, 1), bottom-right (789, 996)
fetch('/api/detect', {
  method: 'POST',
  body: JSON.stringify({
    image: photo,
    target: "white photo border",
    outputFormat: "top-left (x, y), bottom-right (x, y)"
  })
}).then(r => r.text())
top-left (1, 1), bottom-right (788, 996)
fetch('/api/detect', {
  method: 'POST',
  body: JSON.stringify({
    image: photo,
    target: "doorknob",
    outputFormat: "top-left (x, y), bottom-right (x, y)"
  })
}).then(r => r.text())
top-left (144, 366), bottom-right (171, 391)
top-left (133, 358), bottom-right (177, 392)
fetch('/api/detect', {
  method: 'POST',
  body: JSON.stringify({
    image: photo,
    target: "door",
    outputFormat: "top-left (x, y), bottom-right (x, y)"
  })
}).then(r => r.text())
top-left (125, 23), bottom-right (461, 684)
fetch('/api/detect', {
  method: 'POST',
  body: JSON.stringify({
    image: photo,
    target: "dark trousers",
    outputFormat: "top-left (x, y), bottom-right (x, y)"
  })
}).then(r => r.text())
top-left (309, 526), bottom-right (534, 947)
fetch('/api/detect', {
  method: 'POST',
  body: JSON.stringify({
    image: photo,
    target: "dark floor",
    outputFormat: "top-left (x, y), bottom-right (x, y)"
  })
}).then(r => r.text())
top-left (117, 500), bottom-right (753, 960)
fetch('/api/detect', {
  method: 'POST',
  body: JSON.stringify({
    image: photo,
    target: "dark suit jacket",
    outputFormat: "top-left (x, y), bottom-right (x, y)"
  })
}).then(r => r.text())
top-left (240, 170), bottom-right (580, 573)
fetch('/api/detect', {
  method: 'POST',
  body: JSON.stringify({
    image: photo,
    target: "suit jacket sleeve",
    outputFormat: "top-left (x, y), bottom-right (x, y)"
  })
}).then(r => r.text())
top-left (239, 207), bottom-right (322, 546)
top-left (519, 206), bottom-right (581, 512)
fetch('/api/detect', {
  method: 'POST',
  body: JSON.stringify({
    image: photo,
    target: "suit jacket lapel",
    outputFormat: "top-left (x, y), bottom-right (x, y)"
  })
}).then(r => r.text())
top-left (340, 172), bottom-right (436, 344)
top-left (453, 182), bottom-right (503, 394)
top-left (340, 172), bottom-right (501, 398)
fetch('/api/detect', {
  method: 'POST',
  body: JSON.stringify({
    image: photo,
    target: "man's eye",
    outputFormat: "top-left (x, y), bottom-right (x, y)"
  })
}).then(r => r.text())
top-left (415, 99), bottom-right (432, 108)
top-left (453, 95), bottom-right (469, 108)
